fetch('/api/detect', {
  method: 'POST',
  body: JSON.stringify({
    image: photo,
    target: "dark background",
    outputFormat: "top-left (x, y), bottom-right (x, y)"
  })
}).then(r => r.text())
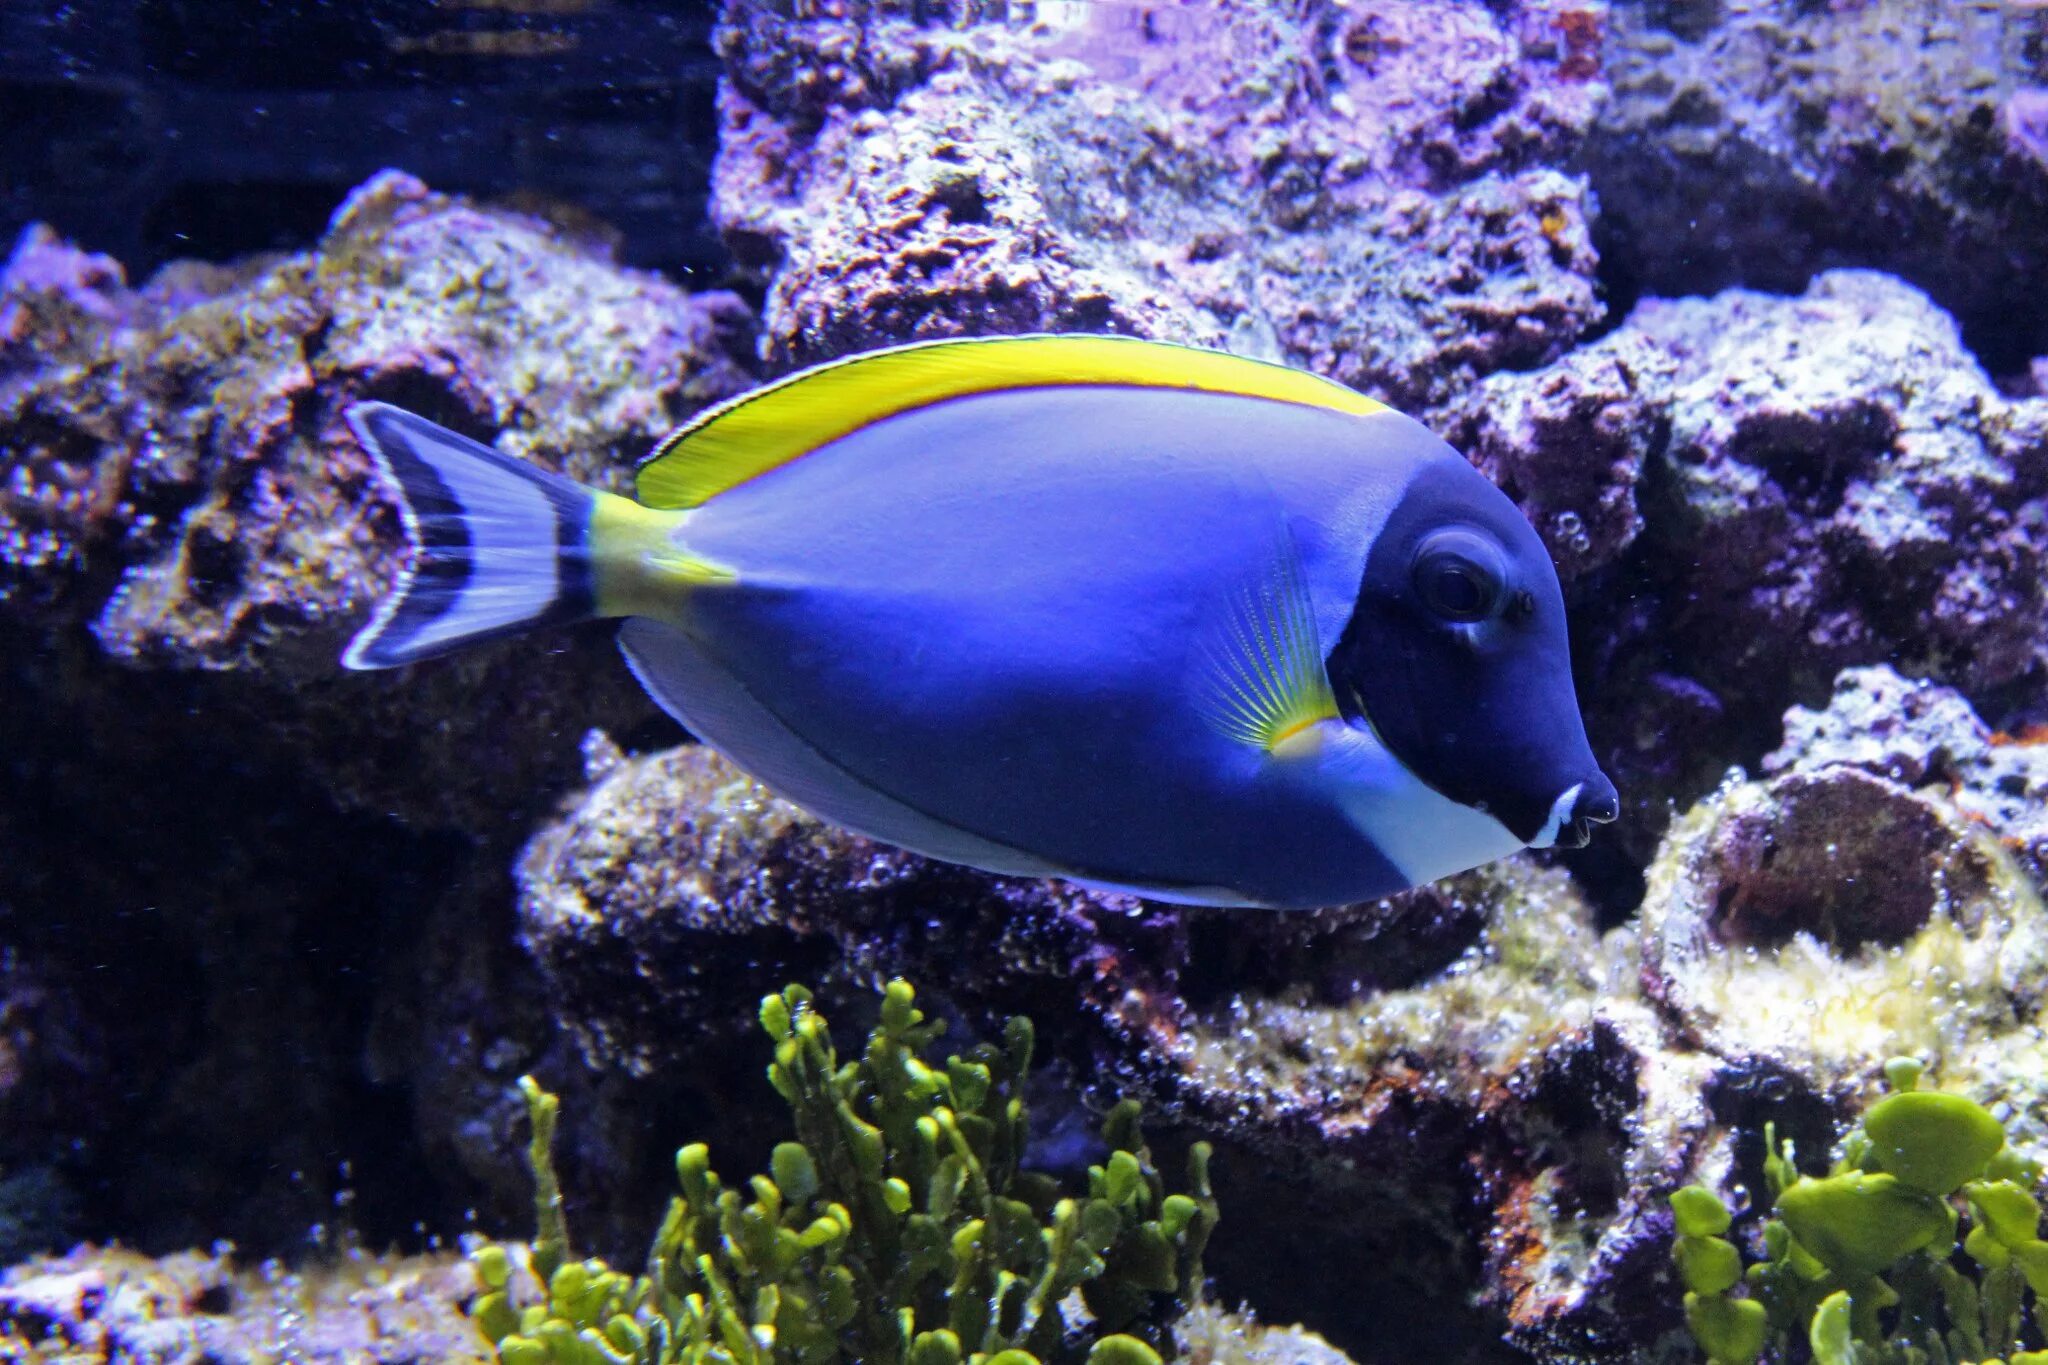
top-left (0, 0), bottom-right (730, 282)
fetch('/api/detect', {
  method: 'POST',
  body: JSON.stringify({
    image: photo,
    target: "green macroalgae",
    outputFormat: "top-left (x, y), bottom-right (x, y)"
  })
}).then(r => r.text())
top-left (1672, 1058), bottom-right (2048, 1365)
top-left (471, 981), bottom-right (1215, 1365)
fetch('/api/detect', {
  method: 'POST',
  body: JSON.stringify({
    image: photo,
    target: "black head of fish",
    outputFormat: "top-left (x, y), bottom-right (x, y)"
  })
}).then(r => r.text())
top-left (1328, 454), bottom-right (1616, 849)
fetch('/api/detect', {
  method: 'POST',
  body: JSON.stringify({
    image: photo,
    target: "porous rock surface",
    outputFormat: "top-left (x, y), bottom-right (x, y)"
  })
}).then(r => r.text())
top-left (713, 0), bottom-right (1608, 408)
top-left (516, 739), bottom-right (1714, 1362)
top-left (1768, 665), bottom-right (2048, 881)
top-left (2, 170), bottom-right (755, 667)
top-left (1461, 270), bottom-right (2048, 859)
top-left (1640, 664), bottom-right (2048, 1158)
top-left (512, 647), bottom-right (2048, 1363)
top-left (1587, 0), bottom-right (2048, 360)
top-left (0, 1245), bottom-right (486, 1365)
top-left (1174, 1302), bottom-right (1362, 1365)
top-left (1, 173), bottom-right (756, 826)
top-left (0, 1240), bottom-right (1353, 1365)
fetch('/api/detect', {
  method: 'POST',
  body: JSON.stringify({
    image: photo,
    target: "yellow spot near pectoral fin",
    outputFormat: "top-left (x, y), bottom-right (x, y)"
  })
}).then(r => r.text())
top-left (634, 333), bottom-right (1388, 509)
top-left (1193, 540), bottom-right (1340, 755)
top-left (1268, 716), bottom-right (1332, 761)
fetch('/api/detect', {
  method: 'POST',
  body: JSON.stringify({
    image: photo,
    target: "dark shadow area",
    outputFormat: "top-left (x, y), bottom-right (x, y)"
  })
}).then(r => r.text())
top-left (0, 622), bottom-right (631, 1258)
top-left (0, 0), bottom-right (730, 282)
top-left (1176, 884), bottom-right (1488, 1012)
top-left (1706, 1057), bottom-right (1840, 1213)
top-left (1200, 1132), bottom-right (1522, 1365)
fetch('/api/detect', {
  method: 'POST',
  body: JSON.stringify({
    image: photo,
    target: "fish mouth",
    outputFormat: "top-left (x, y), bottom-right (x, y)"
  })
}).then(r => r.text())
top-left (1530, 779), bottom-right (1620, 850)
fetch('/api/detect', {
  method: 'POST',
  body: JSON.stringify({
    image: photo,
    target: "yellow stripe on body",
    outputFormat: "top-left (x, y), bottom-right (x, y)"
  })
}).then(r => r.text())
top-left (635, 333), bottom-right (1390, 509)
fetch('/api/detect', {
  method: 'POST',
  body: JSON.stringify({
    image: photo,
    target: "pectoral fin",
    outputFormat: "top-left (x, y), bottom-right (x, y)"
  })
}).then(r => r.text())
top-left (1192, 537), bottom-right (1340, 754)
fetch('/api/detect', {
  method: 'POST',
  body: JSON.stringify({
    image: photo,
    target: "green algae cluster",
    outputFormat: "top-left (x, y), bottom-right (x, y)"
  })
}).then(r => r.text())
top-left (1672, 1058), bottom-right (2048, 1365)
top-left (472, 981), bottom-right (1215, 1365)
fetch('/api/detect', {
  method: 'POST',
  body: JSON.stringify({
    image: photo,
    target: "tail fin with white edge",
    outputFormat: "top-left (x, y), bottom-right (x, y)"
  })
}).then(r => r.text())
top-left (341, 402), bottom-right (606, 670)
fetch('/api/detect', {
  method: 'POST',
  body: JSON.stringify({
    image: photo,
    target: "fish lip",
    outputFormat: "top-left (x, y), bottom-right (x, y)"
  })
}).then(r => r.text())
top-left (1577, 786), bottom-right (1620, 825)
top-left (1557, 781), bottom-right (1619, 848)
top-left (1528, 779), bottom-right (1619, 850)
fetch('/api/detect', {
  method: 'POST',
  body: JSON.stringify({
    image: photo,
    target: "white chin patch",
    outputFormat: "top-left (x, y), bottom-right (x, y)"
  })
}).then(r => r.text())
top-left (1525, 783), bottom-right (1583, 851)
top-left (1326, 727), bottom-right (1526, 887)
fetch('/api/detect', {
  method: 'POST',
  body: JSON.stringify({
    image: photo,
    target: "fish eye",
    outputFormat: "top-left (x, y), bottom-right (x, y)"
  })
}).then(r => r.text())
top-left (1410, 528), bottom-right (1508, 624)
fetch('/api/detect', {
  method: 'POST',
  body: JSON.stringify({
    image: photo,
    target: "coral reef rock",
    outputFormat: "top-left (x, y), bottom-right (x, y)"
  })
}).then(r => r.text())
top-left (713, 0), bottom-right (1607, 408)
top-left (515, 739), bottom-right (1170, 1078)
top-left (1455, 333), bottom-right (1666, 588)
top-left (0, 1245), bottom-right (486, 1365)
top-left (1770, 665), bottom-right (2048, 884)
top-left (1641, 669), bottom-right (2048, 1150)
top-left (1464, 270), bottom-right (2048, 859)
top-left (1174, 1302), bottom-right (1361, 1365)
top-left (0, 170), bottom-right (761, 1268)
top-left (1129, 868), bottom-right (1708, 1365)
top-left (516, 686), bottom-right (2048, 1361)
top-left (515, 738), bottom-right (1723, 1363)
top-left (0, 172), bottom-right (757, 826)
top-left (2, 169), bottom-right (755, 666)
top-left (1588, 0), bottom-right (2048, 363)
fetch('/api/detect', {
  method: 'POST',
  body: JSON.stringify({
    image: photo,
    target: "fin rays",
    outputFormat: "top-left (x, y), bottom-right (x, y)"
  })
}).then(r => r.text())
top-left (341, 403), bottom-right (596, 670)
top-left (1193, 542), bottom-right (1339, 752)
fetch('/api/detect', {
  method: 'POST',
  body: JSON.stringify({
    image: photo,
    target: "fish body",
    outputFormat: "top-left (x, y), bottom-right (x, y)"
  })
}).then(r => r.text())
top-left (343, 335), bottom-right (1616, 908)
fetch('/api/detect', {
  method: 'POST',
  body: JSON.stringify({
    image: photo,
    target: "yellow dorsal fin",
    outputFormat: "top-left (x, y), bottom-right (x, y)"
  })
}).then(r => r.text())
top-left (634, 333), bottom-right (1388, 509)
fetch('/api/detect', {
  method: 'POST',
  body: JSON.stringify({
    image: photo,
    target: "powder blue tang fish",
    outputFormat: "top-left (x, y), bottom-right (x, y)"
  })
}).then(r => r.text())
top-left (342, 334), bottom-right (1617, 908)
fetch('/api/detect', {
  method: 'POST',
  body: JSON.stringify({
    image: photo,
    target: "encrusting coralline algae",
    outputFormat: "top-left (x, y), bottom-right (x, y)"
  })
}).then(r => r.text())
top-left (1586, 0), bottom-right (2048, 360)
top-left (8, 2), bottom-right (2048, 1363)
top-left (715, 0), bottom-right (1607, 404)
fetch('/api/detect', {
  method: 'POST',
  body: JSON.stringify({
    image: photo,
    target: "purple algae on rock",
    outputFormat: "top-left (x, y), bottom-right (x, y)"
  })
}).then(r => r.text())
top-left (713, 0), bottom-right (1608, 408)
top-left (1585, 0), bottom-right (2048, 357)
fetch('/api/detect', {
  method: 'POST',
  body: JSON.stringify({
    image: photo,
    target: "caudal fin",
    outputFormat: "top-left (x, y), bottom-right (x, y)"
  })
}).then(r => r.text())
top-left (342, 403), bottom-right (599, 670)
